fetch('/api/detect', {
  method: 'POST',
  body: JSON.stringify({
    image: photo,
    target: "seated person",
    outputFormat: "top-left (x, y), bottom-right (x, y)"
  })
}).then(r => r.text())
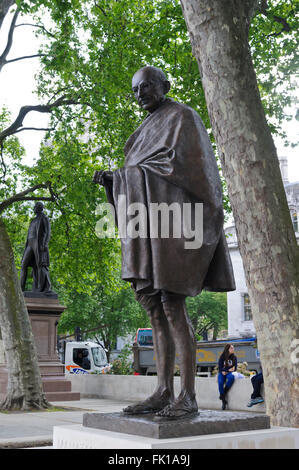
top-left (218, 344), bottom-right (237, 410)
top-left (247, 371), bottom-right (264, 407)
top-left (75, 349), bottom-right (91, 370)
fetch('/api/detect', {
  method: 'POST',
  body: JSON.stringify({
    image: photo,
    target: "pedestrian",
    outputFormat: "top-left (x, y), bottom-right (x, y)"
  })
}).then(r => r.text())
top-left (247, 371), bottom-right (264, 407)
top-left (218, 344), bottom-right (237, 410)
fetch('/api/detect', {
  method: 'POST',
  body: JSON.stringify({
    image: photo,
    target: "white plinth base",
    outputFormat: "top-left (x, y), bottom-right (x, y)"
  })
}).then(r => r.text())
top-left (53, 424), bottom-right (299, 449)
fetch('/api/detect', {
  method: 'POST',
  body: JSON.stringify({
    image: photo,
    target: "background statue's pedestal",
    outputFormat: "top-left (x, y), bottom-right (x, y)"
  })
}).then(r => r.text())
top-left (25, 293), bottom-right (64, 375)
top-left (0, 293), bottom-right (80, 402)
top-left (26, 293), bottom-right (80, 401)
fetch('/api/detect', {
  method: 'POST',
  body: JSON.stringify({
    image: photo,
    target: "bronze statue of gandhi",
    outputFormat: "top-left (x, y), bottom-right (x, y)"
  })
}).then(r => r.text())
top-left (93, 66), bottom-right (235, 419)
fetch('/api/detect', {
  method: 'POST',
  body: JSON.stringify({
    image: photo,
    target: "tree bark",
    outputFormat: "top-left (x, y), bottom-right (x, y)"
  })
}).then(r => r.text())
top-left (0, 0), bottom-right (15, 29)
top-left (0, 218), bottom-right (49, 410)
top-left (181, 0), bottom-right (299, 427)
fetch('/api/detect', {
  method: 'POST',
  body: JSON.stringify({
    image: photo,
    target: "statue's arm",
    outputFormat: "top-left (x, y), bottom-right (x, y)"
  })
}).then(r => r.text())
top-left (92, 170), bottom-right (114, 207)
top-left (92, 170), bottom-right (113, 186)
top-left (41, 216), bottom-right (51, 250)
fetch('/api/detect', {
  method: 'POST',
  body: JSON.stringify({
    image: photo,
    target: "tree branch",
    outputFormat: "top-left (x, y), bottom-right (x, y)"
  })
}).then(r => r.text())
top-left (197, 321), bottom-right (215, 336)
top-left (258, 1), bottom-right (292, 37)
top-left (0, 9), bottom-right (49, 72)
top-left (0, 7), bottom-right (19, 72)
top-left (259, 0), bottom-right (269, 15)
top-left (0, 142), bottom-right (7, 180)
top-left (15, 22), bottom-right (56, 38)
top-left (94, 2), bottom-right (108, 17)
top-left (0, 96), bottom-right (80, 145)
top-left (5, 53), bottom-right (46, 65)
top-left (0, 182), bottom-right (56, 213)
top-left (268, 15), bottom-right (291, 37)
top-left (13, 126), bottom-right (55, 134)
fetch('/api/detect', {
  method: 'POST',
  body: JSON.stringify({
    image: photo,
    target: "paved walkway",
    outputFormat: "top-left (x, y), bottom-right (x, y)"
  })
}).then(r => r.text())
top-left (0, 398), bottom-right (134, 449)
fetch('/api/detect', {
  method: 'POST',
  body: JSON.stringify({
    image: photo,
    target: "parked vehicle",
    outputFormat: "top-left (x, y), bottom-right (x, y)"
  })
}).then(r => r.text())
top-left (133, 329), bottom-right (261, 375)
top-left (194, 336), bottom-right (260, 375)
top-left (60, 340), bottom-right (111, 375)
top-left (135, 328), bottom-right (153, 346)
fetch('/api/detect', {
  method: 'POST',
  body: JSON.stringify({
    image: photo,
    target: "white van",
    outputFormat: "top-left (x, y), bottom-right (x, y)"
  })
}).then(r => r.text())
top-left (63, 341), bottom-right (111, 374)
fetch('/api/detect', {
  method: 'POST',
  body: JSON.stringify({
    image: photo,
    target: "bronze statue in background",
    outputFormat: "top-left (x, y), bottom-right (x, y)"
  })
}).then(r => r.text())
top-left (20, 202), bottom-right (52, 294)
top-left (93, 66), bottom-right (235, 419)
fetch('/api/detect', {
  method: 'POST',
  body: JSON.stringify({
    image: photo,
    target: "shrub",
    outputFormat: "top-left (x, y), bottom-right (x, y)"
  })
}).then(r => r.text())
top-left (109, 344), bottom-right (134, 375)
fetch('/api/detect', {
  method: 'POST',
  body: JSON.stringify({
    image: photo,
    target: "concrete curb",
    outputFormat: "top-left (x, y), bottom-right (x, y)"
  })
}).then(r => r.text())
top-left (0, 435), bottom-right (52, 449)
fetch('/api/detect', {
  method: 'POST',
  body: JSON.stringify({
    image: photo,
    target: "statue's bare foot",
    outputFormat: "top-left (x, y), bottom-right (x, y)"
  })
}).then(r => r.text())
top-left (123, 390), bottom-right (172, 415)
top-left (155, 392), bottom-right (198, 420)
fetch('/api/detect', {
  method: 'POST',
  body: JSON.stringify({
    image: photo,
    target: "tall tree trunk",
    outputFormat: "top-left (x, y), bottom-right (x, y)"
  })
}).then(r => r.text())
top-left (0, 0), bottom-right (15, 29)
top-left (181, 0), bottom-right (299, 427)
top-left (0, 218), bottom-right (49, 410)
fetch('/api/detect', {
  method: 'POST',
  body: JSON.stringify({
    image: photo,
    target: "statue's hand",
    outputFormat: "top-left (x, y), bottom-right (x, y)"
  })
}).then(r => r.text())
top-left (93, 170), bottom-right (105, 185)
top-left (104, 171), bottom-right (113, 181)
top-left (93, 170), bottom-right (113, 186)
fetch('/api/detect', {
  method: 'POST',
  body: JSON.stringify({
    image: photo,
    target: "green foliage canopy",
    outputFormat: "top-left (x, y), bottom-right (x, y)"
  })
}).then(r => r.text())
top-left (1, 0), bottom-right (297, 348)
top-left (187, 291), bottom-right (228, 340)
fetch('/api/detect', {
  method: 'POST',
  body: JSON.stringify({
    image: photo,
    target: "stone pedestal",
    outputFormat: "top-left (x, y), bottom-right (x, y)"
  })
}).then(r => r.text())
top-left (83, 410), bottom-right (270, 439)
top-left (0, 293), bottom-right (80, 402)
top-left (26, 294), bottom-right (80, 400)
top-left (25, 294), bottom-right (65, 376)
top-left (53, 409), bottom-right (299, 450)
top-left (53, 422), bottom-right (299, 449)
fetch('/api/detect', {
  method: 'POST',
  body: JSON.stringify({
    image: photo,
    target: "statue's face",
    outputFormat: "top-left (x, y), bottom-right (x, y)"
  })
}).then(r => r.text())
top-left (34, 203), bottom-right (43, 214)
top-left (132, 68), bottom-right (168, 113)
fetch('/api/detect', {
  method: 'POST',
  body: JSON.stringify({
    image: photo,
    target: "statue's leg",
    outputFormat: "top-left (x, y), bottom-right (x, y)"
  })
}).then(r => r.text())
top-left (32, 241), bottom-right (41, 290)
top-left (148, 302), bottom-right (175, 399)
top-left (20, 246), bottom-right (33, 291)
top-left (123, 293), bottom-right (175, 414)
top-left (32, 265), bottom-right (38, 290)
top-left (37, 267), bottom-right (44, 291)
top-left (38, 266), bottom-right (51, 292)
top-left (43, 267), bottom-right (52, 292)
top-left (34, 261), bottom-right (51, 293)
top-left (20, 266), bottom-right (27, 291)
top-left (156, 293), bottom-right (198, 419)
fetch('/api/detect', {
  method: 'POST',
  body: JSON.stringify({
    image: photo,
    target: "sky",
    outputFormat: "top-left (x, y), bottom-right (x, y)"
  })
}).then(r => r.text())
top-left (0, 10), bottom-right (298, 183)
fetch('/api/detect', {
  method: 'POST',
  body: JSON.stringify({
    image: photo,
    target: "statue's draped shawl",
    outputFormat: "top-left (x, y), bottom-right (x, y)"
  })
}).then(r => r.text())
top-left (105, 98), bottom-right (235, 296)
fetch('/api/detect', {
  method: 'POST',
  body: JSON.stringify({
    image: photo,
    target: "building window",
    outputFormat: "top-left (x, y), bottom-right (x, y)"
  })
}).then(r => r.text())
top-left (292, 212), bottom-right (298, 232)
top-left (242, 293), bottom-right (252, 321)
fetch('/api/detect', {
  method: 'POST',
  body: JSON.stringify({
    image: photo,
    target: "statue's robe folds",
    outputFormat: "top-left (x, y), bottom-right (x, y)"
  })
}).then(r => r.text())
top-left (104, 98), bottom-right (235, 297)
top-left (22, 214), bottom-right (50, 268)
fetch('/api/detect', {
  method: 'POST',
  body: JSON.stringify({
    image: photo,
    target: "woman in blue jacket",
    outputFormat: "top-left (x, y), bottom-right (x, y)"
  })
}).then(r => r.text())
top-left (218, 344), bottom-right (237, 410)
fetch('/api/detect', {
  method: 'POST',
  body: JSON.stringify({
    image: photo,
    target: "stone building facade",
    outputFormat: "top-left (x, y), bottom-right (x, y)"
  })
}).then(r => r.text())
top-left (225, 157), bottom-right (299, 338)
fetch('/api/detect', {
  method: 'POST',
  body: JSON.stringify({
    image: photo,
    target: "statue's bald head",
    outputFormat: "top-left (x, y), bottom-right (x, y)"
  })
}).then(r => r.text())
top-left (34, 202), bottom-right (44, 214)
top-left (133, 66), bottom-right (168, 84)
top-left (132, 66), bottom-right (171, 113)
